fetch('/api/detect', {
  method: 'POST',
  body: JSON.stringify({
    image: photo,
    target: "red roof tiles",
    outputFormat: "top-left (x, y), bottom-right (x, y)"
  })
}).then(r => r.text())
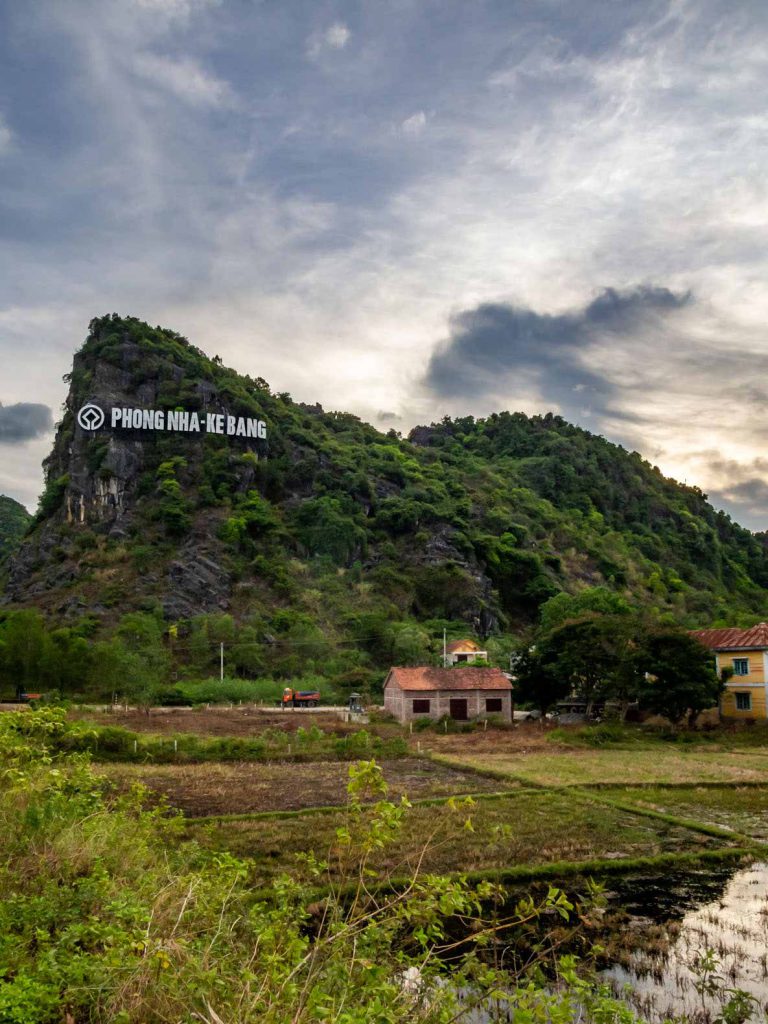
top-left (384, 666), bottom-right (511, 692)
top-left (691, 623), bottom-right (768, 651)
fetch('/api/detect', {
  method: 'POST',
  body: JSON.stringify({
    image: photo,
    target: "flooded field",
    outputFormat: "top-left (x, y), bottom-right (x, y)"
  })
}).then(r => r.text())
top-left (603, 861), bottom-right (768, 1022)
top-left (457, 861), bottom-right (768, 1023)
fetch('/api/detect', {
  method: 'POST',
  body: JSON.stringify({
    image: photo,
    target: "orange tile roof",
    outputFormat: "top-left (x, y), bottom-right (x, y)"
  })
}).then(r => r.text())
top-left (384, 666), bottom-right (511, 692)
top-left (690, 623), bottom-right (768, 651)
top-left (446, 639), bottom-right (484, 653)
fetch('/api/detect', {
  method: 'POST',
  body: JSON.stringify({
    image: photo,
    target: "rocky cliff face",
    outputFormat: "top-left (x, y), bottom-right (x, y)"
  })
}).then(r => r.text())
top-left (5, 316), bottom-right (268, 619)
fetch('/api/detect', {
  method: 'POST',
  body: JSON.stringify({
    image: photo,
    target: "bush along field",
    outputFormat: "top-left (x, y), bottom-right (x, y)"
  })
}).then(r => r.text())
top-left (0, 706), bottom-right (664, 1024)
top-left (42, 717), bottom-right (408, 764)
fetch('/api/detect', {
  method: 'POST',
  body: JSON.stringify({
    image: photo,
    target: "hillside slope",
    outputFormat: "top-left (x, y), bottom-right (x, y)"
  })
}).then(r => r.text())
top-left (4, 315), bottom-right (767, 665)
top-left (0, 496), bottom-right (31, 562)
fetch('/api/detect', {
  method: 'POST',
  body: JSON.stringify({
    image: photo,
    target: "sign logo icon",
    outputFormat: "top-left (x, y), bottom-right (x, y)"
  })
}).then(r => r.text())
top-left (77, 403), bottom-right (105, 431)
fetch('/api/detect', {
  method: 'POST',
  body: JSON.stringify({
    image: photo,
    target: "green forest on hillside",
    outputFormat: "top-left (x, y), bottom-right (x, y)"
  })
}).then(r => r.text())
top-left (2, 313), bottom-right (767, 700)
top-left (0, 496), bottom-right (31, 561)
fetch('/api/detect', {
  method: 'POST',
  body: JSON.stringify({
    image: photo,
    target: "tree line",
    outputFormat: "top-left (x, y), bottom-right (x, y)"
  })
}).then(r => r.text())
top-left (514, 588), bottom-right (726, 727)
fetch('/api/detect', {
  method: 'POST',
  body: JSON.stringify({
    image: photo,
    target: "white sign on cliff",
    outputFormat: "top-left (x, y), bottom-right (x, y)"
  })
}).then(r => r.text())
top-left (77, 403), bottom-right (267, 439)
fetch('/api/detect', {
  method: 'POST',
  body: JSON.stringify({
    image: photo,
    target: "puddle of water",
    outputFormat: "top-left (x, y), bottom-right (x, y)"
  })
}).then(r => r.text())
top-left (603, 862), bottom-right (768, 1022)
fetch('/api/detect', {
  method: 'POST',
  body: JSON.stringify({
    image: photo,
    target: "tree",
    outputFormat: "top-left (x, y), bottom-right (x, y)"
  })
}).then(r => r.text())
top-left (536, 616), bottom-right (626, 716)
top-left (0, 610), bottom-right (54, 697)
top-left (89, 639), bottom-right (132, 699)
top-left (114, 613), bottom-right (171, 711)
top-left (220, 491), bottom-right (280, 554)
top-left (390, 623), bottom-right (431, 666)
top-left (47, 628), bottom-right (92, 697)
top-left (539, 587), bottom-right (631, 634)
top-left (293, 496), bottom-right (365, 564)
top-left (635, 630), bottom-right (723, 727)
top-left (512, 644), bottom-right (571, 717)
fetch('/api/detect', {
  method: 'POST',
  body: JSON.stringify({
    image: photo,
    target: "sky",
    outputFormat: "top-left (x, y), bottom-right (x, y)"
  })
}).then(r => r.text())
top-left (1, 0), bottom-right (768, 528)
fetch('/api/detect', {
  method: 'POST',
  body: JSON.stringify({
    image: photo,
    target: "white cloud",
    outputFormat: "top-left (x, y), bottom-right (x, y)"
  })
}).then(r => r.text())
top-left (0, 439), bottom-right (52, 512)
top-left (325, 22), bottom-right (351, 49)
top-left (133, 53), bottom-right (235, 108)
top-left (401, 111), bottom-right (427, 136)
top-left (307, 22), bottom-right (351, 58)
top-left (133, 0), bottom-right (222, 22)
top-left (4, 0), bottom-right (768, 528)
top-left (0, 114), bottom-right (13, 152)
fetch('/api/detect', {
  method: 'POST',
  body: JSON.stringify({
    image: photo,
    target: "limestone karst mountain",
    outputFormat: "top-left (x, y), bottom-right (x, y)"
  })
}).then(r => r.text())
top-left (4, 314), bottom-right (768, 646)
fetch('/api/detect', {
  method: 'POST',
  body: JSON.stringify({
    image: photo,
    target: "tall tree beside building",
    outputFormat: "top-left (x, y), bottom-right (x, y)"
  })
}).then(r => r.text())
top-left (635, 631), bottom-right (723, 727)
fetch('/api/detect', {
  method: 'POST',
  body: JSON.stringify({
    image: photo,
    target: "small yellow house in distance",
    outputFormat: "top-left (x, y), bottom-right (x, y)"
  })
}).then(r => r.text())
top-left (445, 639), bottom-right (488, 665)
top-left (691, 624), bottom-right (768, 719)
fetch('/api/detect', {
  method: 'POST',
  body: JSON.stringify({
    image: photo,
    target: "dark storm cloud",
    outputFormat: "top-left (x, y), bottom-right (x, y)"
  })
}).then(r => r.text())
top-left (0, 402), bottom-right (53, 443)
top-left (715, 478), bottom-right (768, 507)
top-left (424, 286), bottom-right (690, 422)
top-left (695, 456), bottom-right (768, 531)
top-left (709, 479), bottom-right (768, 533)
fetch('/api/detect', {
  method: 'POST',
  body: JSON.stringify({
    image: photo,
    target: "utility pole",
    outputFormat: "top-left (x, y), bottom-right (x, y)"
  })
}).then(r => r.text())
top-left (443, 628), bottom-right (447, 668)
top-left (220, 642), bottom-right (224, 682)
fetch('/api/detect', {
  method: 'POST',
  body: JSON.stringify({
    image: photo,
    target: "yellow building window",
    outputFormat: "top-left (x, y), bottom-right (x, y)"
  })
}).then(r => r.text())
top-left (732, 658), bottom-right (750, 676)
top-left (735, 692), bottom-right (752, 711)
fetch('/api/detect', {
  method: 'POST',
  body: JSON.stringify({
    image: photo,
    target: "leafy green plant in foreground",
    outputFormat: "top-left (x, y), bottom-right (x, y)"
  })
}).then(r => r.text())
top-left (0, 706), bottom-right (647, 1023)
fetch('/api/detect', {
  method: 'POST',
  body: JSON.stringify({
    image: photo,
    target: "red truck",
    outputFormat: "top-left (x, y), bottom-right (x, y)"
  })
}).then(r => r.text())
top-left (280, 687), bottom-right (321, 708)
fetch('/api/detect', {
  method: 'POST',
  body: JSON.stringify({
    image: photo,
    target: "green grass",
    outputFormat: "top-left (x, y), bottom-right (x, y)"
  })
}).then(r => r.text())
top-left (437, 748), bottom-right (768, 787)
top-left (188, 789), bottom-right (734, 885)
top-left (614, 784), bottom-right (768, 840)
top-left (547, 722), bottom-right (768, 750)
top-left (182, 788), bottom-right (533, 824)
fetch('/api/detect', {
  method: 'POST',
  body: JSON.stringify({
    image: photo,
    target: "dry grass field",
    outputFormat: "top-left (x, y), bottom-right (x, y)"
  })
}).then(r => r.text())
top-left (434, 747), bottom-right (768, 788)
top-left (61, 708), bottom-right (768, 887)
top-left (98, 756), bottom-right (511, 816)
top-left (75, 707), bottom-right (363, 737)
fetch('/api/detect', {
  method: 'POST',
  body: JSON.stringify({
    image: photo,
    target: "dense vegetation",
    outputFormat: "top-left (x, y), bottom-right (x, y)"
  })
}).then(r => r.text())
top-left (4, 313), bottom-right (768, 700)
top-left (0, 496), bottom-right (31, 561)
top-left (514, 589), bottom-right (724, 725)
top-left (1, 707), bottom-right (648, 1023)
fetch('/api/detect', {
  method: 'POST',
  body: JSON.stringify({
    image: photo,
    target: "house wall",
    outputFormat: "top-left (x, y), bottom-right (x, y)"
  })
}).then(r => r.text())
top-left (384, 683), bottom-right (512, 723)
top-left (715, 650), bottom-right (768, 719)
top-left (446, 651), bottom-right (487, 665)
top-left (383, 682), bottom-right (406, 721)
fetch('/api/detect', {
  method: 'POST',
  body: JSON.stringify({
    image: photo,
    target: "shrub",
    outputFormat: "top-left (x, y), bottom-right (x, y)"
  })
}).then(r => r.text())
top-left (547, 724), bottom-right (631, 748)
top-left (175, 677), bottom-right (284, 705)
top-left (0, 707), bottom-right (646, 1023)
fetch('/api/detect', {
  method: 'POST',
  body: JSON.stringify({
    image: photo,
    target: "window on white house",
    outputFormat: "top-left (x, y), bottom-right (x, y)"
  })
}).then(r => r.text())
top-left (485, 698), bottom-right (503, 713)
top-left (735, 692), bottom-right (752, 711)
top-left (733, 658), bottom-right (750, 676)
top-left (412, 699), bottom-right (430, 714)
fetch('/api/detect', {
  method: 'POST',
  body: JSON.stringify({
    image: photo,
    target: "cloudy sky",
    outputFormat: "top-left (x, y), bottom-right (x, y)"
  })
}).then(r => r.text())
top-left (1, 0), bottom-right (768, 528)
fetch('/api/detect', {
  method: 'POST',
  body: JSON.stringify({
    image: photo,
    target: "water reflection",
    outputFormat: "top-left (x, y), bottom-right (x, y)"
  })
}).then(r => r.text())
top-left (603, 862), bottom-right (768, 1022)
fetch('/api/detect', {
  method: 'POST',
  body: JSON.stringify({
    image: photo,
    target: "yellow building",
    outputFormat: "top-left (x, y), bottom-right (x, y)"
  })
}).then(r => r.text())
top-left (445, 638), bottom-right (488, 666)
top-left (691, 624), bottom-right (768, 719)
